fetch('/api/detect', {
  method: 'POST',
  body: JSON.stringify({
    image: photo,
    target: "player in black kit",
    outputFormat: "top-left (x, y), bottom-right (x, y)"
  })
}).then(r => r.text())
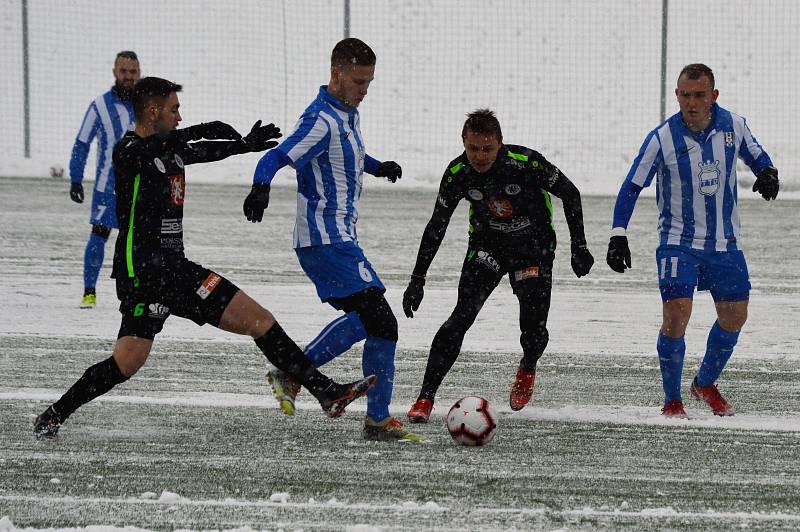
top-left (34, 77), bottom-right (374, 439)
top-left (404, 109), bottom-right (594, 422)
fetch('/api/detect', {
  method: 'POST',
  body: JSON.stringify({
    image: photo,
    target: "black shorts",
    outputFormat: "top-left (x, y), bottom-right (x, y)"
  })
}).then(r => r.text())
top-left (116, 258), bottom-right (239, 340)
top-left (461, 237), bottom-right (554, 294)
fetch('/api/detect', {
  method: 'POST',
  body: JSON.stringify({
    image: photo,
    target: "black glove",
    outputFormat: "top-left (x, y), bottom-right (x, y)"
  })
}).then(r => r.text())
top-left (374, 161), bottom-right (402, 183)
top-left (606, 235), bottom-right (632, 273)
top-left (69, 182), bottom-right (84, 203)
top-left (182, 121), bottom-right (242, 141)
top-left (402, 275), bottom-right (425, 318)
top-left (570, 241), bottom-right (594, 278)
top-left (243, 183), bottom-right (271, 223)
top-left (243, 120), bottom-right (282, 152)
top-left (752, 166), bottom-right (779, 201)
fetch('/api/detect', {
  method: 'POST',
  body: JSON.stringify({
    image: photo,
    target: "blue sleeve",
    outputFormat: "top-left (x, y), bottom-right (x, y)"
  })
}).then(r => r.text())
top-left (69, 103), bottom-right (99, 183)
top-left (69, 141), bottom-right (91, 184)
top-left (253, 149), bottom-right (292, 185)
top-left (612, 179), bottom-right (644, 230)
top-left (364, 154), bottom-right (381, 175)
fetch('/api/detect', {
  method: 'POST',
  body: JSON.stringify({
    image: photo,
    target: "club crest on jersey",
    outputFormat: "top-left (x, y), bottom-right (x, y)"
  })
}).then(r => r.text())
top-left (697, 160), bottom-right (721, 196)
top-left (174, 154), bottom-right (184, 168)
top-left (468, 189), bottom-right (484, 201)
top-left (168, 174), bottom-right (186, 206)
top-left (724, 131), bottom-right (734, 148)
top-left (154, 157), bottom-right (166, 173)
top-left (488, 198), bottom-right (514, 218)
top-left (504, 184), bottom-right (522, 195)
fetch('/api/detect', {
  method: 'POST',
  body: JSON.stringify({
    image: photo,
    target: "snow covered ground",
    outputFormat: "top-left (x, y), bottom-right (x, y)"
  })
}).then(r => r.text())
top-left (1, 177), bottom-right (799, 530)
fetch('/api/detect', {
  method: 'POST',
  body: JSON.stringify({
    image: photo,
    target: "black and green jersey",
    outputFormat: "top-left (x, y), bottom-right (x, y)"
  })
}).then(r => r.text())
top-left (411, 144), bottom-right (588, 278)
top-left (111, 128), bottom-right (249, 285)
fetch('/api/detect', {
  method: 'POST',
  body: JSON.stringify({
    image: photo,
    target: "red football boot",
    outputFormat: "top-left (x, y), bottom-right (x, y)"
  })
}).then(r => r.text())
top-left (406, 398), bottom-right (433, 423)
top-left (690, 378), bottom-right (735, 416)
top-left (509, 366), bottom-right (536, 411)
top-left (661, 399), bottom-right (689, 419)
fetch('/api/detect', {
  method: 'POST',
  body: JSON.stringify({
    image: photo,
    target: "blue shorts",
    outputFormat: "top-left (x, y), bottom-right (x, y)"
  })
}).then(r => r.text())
top-left (295, 241), bottom-right (385, 308)
top-left (90, 190), bottom-right (118, 229)
top-left (655, 245), bottom-right (750, 303)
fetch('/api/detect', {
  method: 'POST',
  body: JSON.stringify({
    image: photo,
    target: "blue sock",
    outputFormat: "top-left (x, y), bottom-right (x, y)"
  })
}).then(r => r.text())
top-left (362, 336), bottom-right (395, 421)
top-left (657, 332), bottom-right (686, 404)
top-left (696, 321), bottom-right (740, 387)
top-left (304, 312), bottom-right (367, 367)
top-left (83, 233), bottom-right (106, 290)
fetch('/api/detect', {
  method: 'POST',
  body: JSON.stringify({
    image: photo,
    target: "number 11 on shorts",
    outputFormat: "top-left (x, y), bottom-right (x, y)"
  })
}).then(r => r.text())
top-left (660, 256), bottom-right (679, 279)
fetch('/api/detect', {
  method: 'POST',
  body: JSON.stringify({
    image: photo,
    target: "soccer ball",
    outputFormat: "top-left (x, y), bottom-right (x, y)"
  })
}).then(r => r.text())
top-left (446, 396), bottom-right (497, 446)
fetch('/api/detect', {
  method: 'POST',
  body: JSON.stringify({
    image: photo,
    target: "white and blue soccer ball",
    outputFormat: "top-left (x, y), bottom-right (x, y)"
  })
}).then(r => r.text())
top-left (446, 396), bottom-right (497, 446)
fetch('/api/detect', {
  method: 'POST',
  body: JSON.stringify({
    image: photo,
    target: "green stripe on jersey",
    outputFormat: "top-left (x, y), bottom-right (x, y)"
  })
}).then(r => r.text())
top-left (126, 173), bottom-right (141, 278)
top-left (449, 162), bottom-right (464, 174)
top-left (506, 150), bottom-right (529, 162)
top-left (542, 189), bottom-right (554, 229)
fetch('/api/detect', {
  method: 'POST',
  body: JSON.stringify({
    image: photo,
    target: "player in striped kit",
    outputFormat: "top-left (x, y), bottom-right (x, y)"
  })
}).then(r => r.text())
top-left (606, 64), bottom-right (780, 418)
top-left (69, 51), bottom-right (139, 308)
top-left (244, 38), bottom-right (422, 441)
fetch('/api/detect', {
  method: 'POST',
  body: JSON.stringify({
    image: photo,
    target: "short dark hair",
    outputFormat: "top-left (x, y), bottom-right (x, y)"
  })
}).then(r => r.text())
top-left (462, 109), bottom-right (502, 141)
top-left (115, 50), bottom-right (138, 62)
top-left (678, 63), bottom-right (715, 88)
top-left (331, 38), bottom-right (376, 68)
top-left (133, 77), bottom-right (182, 120)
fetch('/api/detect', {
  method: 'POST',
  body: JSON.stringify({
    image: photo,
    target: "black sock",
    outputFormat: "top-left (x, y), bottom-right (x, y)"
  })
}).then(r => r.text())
top-left (84, 287), bottom-right (96, 296)
top-left (52, 356), bottom-right (129, 420)
top-left (255, 323), bottom-right (335, 400)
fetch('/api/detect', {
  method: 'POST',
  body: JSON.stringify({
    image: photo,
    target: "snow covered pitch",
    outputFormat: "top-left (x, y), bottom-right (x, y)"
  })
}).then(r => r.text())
top-left (1, 178), bottom-right (799, 530)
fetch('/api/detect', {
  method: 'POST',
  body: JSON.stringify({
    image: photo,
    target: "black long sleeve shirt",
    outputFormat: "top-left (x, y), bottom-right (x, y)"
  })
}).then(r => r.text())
top-left (411, 144), bottom-right (587, 278)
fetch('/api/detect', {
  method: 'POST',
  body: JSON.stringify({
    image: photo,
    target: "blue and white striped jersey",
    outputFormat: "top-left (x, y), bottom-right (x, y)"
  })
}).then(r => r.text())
top-left (623, 104), bottom-right (772, 252)
top-left (69, 89), bottom-right (135, 194)
top-left (276, 86), bottom-right (368, 249)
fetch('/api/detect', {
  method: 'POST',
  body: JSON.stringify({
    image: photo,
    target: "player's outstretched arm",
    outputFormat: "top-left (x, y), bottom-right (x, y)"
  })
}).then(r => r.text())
top-left (243, 149), bottom-right (292, 223)
top-left (403, 183), bottom-right (459, 318)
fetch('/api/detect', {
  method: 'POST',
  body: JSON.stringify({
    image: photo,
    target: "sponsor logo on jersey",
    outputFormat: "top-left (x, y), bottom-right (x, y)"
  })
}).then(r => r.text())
top-left (168, 174), bottom-right (186, 206)
top-left (147, 302), bottom-right (170, 319)
top-left (437, 194), bottom-right (448, 208)
top-left (174, 154), bottom-right (185, 168)
top-left (196, 273), bottom-right (222, 300)
top-left (154, 157), bottom-right (166, 173)
top-left (514, 265), bottom-right (540, 281)
top-left (724, 131), bottom-right (734, 148)
top-left (504, 183), bottom-right (522, 195)
top-left (489, 218), bottom-right (531, 233)
top-left (697, 160), bottom-right (721, 196)
top-left (474, 250), bottom-right (500, 272)
top-left (488, 198), bottom-right (514, 218)
top-left (468, 189), bottom-right (484, 201)
top-left (161, 218), bottom-right (182, 234)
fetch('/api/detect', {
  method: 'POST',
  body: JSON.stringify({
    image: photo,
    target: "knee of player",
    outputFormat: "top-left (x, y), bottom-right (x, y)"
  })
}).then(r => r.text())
top-left (91, 224), bottom-right (112, 240)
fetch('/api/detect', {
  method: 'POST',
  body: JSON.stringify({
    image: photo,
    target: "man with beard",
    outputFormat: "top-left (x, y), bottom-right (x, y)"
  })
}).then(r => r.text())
top-left (69, 51), bottom-right (140, 308)
top-left (34, 77), bottom-right (375, 439)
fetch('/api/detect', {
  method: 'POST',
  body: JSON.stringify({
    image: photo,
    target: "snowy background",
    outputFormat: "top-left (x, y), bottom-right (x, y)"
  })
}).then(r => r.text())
top-left (1, 1), bottom-right (800, 530)
top-left (1, 0), bottom-right (799, 194)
